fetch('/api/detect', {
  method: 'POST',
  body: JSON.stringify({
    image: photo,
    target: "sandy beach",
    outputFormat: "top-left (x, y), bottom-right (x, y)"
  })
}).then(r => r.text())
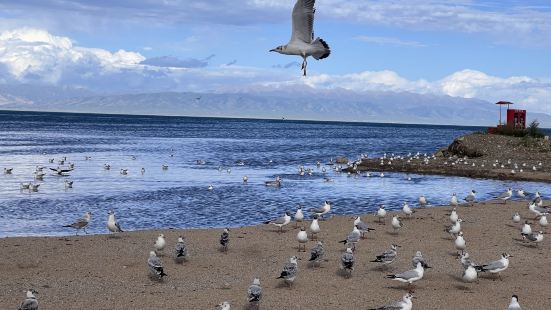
top-left (1, 199), bottom-right (550, 309)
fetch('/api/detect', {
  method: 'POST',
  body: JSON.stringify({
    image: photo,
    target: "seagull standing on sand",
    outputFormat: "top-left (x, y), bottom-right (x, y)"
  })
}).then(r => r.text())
top-left (454, 231), bottom-right (466, 255)
top-left (497, 188), bottom-right (513, 204)
top-left (18, 289), bottom-right (38, 310)
top-left (411, 251), bottom-right (430, 269)
top-left (521, 221), bottom-right (532, 235)
top-left (147, 251), bottom-right (167, 280)
top-left (522, 231), bottom-right (544, 246)
top-left (449, 208), bottom-right (458, 223)
top-left (376, 205), bottom-right (387, 223)
top-left (339, 225), bottom-right (361, 251)
top-left (270, 0), bottom-right (331, 76)
top-left (385, 262), bottom-right (425, 287)
top-left (371, 244), bottom-right (400, 266)
top-left (480, 253), bottom-right (512, 280)
top-left (464, 190), bottom-right (476, 206)
top-left (402, 202), bottom-right (413, 217)
top-left (309, 241), bottom-right (325, 267)
top-left (353, 216), bottom-right (375, 238)
top-left (247, 278), bottom-right (262, 307)
top-left (512, 212), bottom-right (521, 224)
top-left (539, 215), bottom-right (548, 228)
top-left (62, 211), bottom-right (91, 235)
top-left (309, 215), bottom-right (321, 240)
top-left (265, 211), bottom-right (291, 233)
top-left (391, 216), bottom-right (403, 233)
top-left (310, 200), bottom-right (331, 219)
top-left (368, 292), bottom-right (414, 310)
top-left (218, 301), bottom-right (231, 310)
top-left (294, 205), bottom-right (304, 227)
top-left (174, 236), bottom-right (188, 263)
top-left (418, 195), bottom-right (427, 208)
top-left (340, 247), bottom-right (355, 277)
top-left (462, 263), bottom-right (478, 283)
top-left (277, 256), bottom-right (299, 287)
top-left (154, 234), bottom-right (166, 254)
top-left (450, 193), bottom-right (459, 207)
top-left (220, 228), bottom-right (230, 252)
top-left (507, 295), bottom-right (522, 310)
top-left (297, 227), bottom-right (308, 252)
top-left (107, 210), bottom-right (123, 233)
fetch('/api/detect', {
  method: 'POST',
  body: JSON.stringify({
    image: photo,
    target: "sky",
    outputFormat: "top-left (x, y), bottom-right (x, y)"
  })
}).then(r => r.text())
top-left (0, 0), bottom-right (551, 113)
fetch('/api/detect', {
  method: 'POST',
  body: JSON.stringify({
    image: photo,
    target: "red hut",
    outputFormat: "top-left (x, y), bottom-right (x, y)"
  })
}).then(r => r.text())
top-left (488, 101), bottom-right (526, 133)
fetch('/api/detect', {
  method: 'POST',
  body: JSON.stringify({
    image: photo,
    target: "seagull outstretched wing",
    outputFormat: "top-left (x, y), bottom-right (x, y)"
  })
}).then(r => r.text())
top-left (291, 0), bottom-right (315, 44)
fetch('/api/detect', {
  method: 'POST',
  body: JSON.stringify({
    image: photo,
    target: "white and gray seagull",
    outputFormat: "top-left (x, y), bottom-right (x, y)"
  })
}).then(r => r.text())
top-left (368, 292), bottom-right (415, 310)
top-left (270, 0), bottom-right (331, 76)
top-left (18, 289), bottom-right (38, 310)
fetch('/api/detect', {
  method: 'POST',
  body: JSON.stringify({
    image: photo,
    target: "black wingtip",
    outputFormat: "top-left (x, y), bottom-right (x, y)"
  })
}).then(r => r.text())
top-left (385, 275), bottom-right (396, 279)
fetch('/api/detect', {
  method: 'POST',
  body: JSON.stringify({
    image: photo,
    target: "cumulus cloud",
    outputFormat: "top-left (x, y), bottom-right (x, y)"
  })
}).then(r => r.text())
top-left (0, 27), bottom-right (550, 114)
top-left (0, 28), bottom-right (144, 84)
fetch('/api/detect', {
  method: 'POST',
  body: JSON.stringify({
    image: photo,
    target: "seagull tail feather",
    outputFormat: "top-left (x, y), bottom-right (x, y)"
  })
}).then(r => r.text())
top-left (311, 37), bottom-right (330, 60)
top-left (385, 274), bottom-right (397, 279)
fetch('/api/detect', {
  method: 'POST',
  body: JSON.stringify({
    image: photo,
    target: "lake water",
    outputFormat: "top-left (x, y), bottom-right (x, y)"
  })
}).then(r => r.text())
top-left (0, 110), bottom-right (549, 237)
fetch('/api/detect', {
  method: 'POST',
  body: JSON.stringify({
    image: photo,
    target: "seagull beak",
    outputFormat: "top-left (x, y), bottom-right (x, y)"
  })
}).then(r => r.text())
top-left (269, 49), bottom-right (276, 52)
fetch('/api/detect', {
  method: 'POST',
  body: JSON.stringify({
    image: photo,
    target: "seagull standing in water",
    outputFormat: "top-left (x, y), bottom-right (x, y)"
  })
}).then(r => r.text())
top-left (270, 0), bottom-right (331, 76)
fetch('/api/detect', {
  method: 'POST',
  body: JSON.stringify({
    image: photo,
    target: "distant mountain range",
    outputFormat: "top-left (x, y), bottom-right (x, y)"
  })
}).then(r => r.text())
top-left (1, 84), bottom-right (550, 127)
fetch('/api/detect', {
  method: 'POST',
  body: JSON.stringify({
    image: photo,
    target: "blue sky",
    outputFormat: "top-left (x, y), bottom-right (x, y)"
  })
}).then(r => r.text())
top-left (0, 0), bottom-right (550, 113)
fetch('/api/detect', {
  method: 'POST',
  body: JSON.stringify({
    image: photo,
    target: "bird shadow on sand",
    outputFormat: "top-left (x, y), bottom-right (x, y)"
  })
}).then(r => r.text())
top-left (274, 281), bottom-right (294, 289)
top-left (385, 284), bottom-right (419, 291)
top-left (384, 231), bottom-right (400, 236)
top-left (107, 235), bottom-right (122, 239)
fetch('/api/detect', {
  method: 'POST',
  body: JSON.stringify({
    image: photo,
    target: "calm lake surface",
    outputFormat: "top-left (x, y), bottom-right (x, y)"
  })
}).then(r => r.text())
top-left (1, 111), bottom-right (549, 237)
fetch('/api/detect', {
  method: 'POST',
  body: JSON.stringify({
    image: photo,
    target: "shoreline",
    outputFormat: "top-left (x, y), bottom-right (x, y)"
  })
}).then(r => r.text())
top-left (1, 199), bottom-right (549, 309)
top-left (348, 133), bottom-right (551, 184)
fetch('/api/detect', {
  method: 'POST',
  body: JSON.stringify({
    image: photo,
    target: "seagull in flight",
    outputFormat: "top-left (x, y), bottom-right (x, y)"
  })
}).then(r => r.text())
top-left (270, 0), bottom-right (331, 76)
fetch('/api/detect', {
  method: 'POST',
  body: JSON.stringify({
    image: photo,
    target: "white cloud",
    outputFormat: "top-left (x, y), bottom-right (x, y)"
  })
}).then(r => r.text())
top-left (0, 28), bottom-right (145, 83)
top-left (0, 27), bottom-right (550, 115)
top-left (2, 1), bottom-right (551, 44)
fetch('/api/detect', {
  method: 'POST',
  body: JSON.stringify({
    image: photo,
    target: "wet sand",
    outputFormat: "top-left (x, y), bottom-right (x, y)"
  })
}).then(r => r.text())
top-left (1, 200), bottom-right (550, 309)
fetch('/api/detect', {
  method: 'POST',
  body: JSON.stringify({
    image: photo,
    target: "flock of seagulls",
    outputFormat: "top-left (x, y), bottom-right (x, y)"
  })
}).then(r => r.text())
top-left (6, 150), bottom-right (549, 309)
